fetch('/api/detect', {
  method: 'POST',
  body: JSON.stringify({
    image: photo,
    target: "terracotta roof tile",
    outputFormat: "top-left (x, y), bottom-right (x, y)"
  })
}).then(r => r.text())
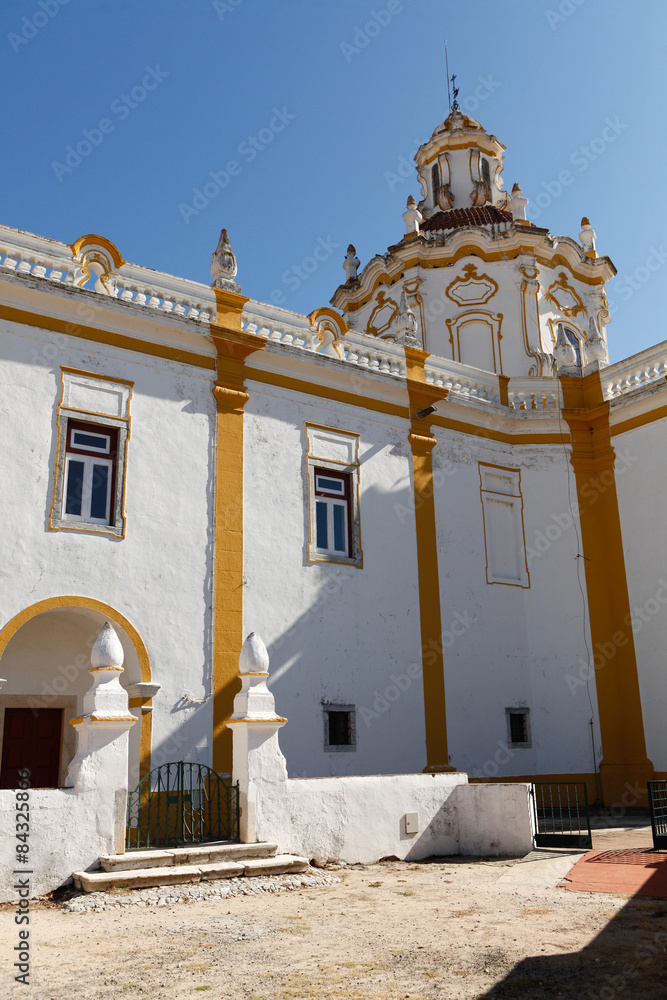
top-left (421, 205), bottom-right (514, 232)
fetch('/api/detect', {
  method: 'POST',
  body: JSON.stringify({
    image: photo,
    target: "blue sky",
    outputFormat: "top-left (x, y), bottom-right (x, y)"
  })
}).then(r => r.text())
top-left (1, 0), bottom-right (665, 363)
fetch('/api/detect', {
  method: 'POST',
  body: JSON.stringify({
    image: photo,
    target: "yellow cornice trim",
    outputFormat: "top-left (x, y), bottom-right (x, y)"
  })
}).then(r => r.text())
top-left (60, 365), bottom-right (134, 388)
top-left (247, 368), bottom-right (410, 419)
top-left (431, 413), bottom-right (567, 446)
top-left (69, 715), bottom-right (137, 725)
top-left (611, 403), bottom-right (667, 437)
top-left (0, 303), bottom-right (216, 370)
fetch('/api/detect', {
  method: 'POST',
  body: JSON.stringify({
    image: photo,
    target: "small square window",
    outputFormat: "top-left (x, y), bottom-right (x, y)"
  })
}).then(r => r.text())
top-left (323, 705), bottom-right (356, 752)
top-left (506, 708), bottom-right (531, 748)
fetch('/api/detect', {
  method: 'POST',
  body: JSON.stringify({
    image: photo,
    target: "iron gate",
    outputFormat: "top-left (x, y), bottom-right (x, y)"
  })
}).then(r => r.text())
top-left (126, 761), bottom-right (239, 850)
top-left (531, 781), bottom-right (592, 849)
top-left (648, 779), bottom-right (667, 850)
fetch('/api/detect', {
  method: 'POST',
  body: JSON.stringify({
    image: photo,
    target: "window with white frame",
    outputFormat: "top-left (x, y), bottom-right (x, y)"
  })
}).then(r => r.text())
top-left (62, 421), bottom-right (117, 525)
top-left (306, 424), bottom-right (362, 568)
top-left (314, 469), bottom-right (351, 557)
top-left (50, 369), bottom-right (131, 537)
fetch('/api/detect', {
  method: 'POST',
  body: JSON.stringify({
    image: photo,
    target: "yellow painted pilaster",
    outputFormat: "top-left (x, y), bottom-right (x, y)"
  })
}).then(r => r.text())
top-left (560, 369), bottom-right (654, 806)
top-left (210, 289), bottom-right (266, 776)
top-left (404, 347), bottom-right (453, 772)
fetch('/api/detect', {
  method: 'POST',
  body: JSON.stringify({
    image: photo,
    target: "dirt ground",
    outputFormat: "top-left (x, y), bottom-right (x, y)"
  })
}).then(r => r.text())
top-left (2, 839), bottom-right (667, 1000)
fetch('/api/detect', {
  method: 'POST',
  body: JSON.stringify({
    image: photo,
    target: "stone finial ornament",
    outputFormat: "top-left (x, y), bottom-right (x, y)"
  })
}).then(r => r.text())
top-left (239, 631), bottom-right (270, 675)
top-left (586, 315), bottom-right (607, 363)
top-left (509, 182), bottom-right (529, 222)
top-left (579, 217), bottom-right (597, 256)
top-left (211, 228), bottom-right (241, 292)
top-left (343, 245), bottom-right (360, 282)
top-left (553, 323), bottom-right (577, 369)
top-left (395, 290), bottom-right (419, 346)
top-left (402, 194), bottom-right (423, 235)
top-left (91, 621), bottom-right (125, 671)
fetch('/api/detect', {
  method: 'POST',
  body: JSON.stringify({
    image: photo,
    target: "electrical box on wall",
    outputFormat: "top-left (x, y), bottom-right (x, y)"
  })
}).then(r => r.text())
top-left (404, 812), bottom-right (419, 835)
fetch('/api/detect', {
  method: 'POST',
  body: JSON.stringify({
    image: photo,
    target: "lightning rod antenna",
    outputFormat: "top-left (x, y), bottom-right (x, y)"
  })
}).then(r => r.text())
top-left (445, 39), bottom-right (451, 112)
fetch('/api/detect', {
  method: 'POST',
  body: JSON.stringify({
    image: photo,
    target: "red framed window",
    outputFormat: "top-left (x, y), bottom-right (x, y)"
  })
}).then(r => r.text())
top-left (62, 420), bottom-right (118, 526)
top-left (314, 468), bottom-right (352, 557)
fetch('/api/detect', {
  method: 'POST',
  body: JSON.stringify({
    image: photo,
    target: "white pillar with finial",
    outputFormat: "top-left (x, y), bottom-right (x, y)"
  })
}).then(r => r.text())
top-left (226, 632), bottom-right (288, 843)
top-left (402, 195), bottom-right (423, 235)
top-left (65, 622), bottom-right (137, 853)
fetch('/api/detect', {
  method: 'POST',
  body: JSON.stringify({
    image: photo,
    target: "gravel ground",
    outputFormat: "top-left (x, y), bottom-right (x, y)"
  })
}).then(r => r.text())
top-left (1, 854), bottom-right (666, 999)
top-left (62, 869), bottom-right (341, 912)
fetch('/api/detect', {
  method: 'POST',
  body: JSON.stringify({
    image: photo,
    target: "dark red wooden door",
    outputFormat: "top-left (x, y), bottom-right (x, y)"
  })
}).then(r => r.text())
top-left (0, 708), bottom-right (62, 788)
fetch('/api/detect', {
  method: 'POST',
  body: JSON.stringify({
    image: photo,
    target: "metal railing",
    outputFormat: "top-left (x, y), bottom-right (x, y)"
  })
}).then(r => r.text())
top-left (126, 761), bottom-right (239, 850)
top-left (648, 780), bottom-right (667, 850)
top-left (531, 781), bottom-right (592, 849)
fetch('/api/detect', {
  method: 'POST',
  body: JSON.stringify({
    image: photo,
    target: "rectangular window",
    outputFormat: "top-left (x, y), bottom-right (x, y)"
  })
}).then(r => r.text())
top-left (314, 470), bottom-right (350, 556)
top-left (506, 708), bottom-right (531, 748)
top-left (306, 425), bottom-right (362, 568)
top-left (50, 369), bottom-right (131, 537)
top-left (62, 421), bottom-right (117, 526)
top-left (479, 464), bottom-right (530, 587)
top-left (323, 705), bottom-right (356, 752)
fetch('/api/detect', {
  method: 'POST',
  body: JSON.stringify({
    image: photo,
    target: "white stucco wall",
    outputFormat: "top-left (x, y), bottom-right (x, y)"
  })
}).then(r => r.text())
top-left (243, 377), bottom-right (427, 778)
top-left (0, 313), bottom-right (216, 776)
top-left (252, 772), bottom-right (533, 863)
top-left (614, 415), bottom-right (667, 771)
top-left (431, 429), bottom-right (601, 779)
top-left (0, 786), bottom-right (126, 902)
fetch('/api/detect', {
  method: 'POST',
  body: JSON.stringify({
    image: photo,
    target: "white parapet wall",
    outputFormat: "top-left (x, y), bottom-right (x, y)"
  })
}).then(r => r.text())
top-left (252, 773), bottom-right (534, 864)
top-left (0, 786), bottom-right (126, 903)
top-left (230, 634), bottom-right (536, 864)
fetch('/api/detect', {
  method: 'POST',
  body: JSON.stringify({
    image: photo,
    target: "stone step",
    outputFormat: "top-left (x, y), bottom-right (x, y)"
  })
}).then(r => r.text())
top-left (99, 841), bottom-right (278, 872)
top-left (72, 854), bottom-right (308, 893)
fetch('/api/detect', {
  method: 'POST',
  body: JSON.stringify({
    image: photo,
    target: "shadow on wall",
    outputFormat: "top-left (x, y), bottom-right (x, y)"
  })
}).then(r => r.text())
top-left (476, 868), bottom-right (667, 998)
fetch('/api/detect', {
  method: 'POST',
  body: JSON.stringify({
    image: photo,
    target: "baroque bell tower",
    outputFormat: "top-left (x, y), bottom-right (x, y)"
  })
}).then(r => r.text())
top-left (331, 106), bottom-right (615, 378)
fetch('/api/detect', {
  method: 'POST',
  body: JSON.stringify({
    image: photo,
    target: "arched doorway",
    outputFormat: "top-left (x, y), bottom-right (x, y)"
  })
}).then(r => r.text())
top-left (0, 598), bottom-right (153, 789)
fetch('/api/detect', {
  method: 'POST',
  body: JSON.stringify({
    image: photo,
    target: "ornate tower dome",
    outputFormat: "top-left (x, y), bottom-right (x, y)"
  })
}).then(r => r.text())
top-left (331, 107), bottom-right (615, 376)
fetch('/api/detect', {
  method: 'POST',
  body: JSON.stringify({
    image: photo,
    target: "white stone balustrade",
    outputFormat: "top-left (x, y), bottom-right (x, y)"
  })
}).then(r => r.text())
top-left (506, 377), bottom-right (561, 411)
top-left (603, 344), bottom-right (667, 399)
top-left (242, 300), bottom-right (313, 350)
top-left (425, 357), bottom-right (501, 404)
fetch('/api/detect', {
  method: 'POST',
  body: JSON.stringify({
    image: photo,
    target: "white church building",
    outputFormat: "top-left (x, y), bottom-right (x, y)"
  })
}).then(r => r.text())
top-left (1, 103), bottom-right (666, 889)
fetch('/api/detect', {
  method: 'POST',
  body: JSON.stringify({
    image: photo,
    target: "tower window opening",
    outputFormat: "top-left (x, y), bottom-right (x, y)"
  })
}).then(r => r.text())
top-left (481, 157), bottom-right (490, 196)
top-left (431, 162), bottom-right (440, 204)
top-left (565, 329), bottom-right (583, 368)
